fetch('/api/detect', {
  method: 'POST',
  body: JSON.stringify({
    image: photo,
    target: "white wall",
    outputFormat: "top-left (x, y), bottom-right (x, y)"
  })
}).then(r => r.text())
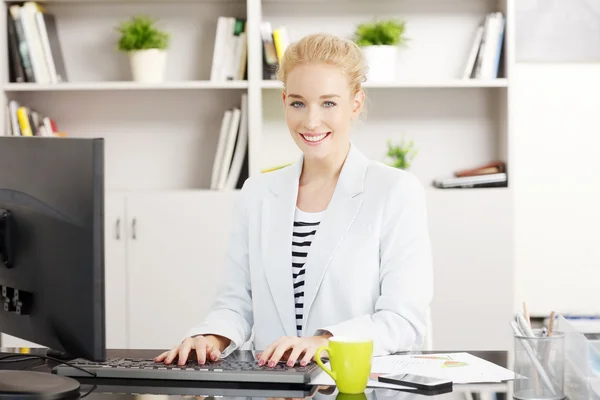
top-left (512, 63), bottom-right (600, 317)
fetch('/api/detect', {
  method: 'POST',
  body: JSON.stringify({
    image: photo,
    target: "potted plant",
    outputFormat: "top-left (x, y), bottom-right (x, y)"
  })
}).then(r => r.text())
top-left (353, 18), bottom-right (407, 82)
top-left (116, 14), bottom-right (170, 83)
top-left (386, 138), bottom-right (418, 170)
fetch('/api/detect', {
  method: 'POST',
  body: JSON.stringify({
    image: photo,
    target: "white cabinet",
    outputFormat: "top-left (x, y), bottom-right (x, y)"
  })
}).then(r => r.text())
top-left (104, 193), bottom-right (128, 349)
top-left (427, 188), bottom-right (514, 351)
top-left (113, 191), bottom-right (237, 350)
top-left (1, 191), bottom-right (238, 351)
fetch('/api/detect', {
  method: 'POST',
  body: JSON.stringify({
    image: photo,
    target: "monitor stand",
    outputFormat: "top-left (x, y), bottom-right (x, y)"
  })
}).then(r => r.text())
top-left (0, 370), bottom-right (80, 399)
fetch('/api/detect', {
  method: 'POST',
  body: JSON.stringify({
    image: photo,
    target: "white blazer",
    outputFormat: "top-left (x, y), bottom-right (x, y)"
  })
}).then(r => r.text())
top-left (187, 143), bottom-right (434, 357)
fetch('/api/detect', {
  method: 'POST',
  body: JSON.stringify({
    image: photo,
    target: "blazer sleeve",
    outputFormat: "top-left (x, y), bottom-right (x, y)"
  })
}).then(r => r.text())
top-left (315, 173), bottom-right (434, 356)
top-left (185, 180), bottom-right (254, 356)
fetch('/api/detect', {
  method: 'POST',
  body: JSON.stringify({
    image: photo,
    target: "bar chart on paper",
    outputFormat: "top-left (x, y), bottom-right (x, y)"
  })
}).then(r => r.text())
top-left (410, 355), bottom-right (469, 368)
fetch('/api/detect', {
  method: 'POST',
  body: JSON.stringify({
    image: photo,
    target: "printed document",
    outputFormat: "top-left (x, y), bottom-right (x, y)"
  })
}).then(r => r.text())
top-left (371, 352), bottom-right (515, 384)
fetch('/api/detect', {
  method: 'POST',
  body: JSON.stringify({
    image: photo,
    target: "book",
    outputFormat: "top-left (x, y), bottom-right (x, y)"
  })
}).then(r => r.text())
top-left (454, 161), bottom-right (505, 177)
top-left (432, 173), bottom-right (507, 189)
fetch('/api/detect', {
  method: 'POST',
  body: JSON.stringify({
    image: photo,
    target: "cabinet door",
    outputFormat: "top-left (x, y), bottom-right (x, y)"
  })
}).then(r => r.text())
top-left (427, 188), bottom-right (513, 351)
top-left (104, 193), bottom-right (128, 349)
top-left (126, 191), bottom-right (237, 350)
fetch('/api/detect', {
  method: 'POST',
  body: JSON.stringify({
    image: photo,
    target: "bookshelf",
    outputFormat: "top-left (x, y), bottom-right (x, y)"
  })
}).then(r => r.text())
top-left (3, 80), bottom-right (249, 91)
top-left (260, 79), bottom-right (509, 89)
top-left (0, 0), bottom-right (515, 351)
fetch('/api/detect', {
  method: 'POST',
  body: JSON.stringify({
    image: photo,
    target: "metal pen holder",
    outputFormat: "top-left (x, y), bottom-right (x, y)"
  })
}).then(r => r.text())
top-left (513, 328), bottom-right (565, 400)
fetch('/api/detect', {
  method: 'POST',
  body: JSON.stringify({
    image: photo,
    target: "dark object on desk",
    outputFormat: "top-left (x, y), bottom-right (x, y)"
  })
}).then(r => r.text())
top-left (378, 373), bottom-right (453, 391)
top-left (0, 137), bottom-right (106, 398)
top-left (0, 370), bottom-right (80, 399)
top-left (54, 350), bottom-right (322, 384)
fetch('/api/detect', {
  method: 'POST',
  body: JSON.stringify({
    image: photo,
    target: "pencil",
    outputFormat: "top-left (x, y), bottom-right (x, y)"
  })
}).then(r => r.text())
top-left (548, 311), bottom-right (555, 337)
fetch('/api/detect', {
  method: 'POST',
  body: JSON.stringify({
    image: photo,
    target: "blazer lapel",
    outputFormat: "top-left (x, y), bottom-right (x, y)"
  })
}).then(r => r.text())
top-left (261, 161), bottom-right (302, 338)
top-left (302, 143), bottom-right (369, 330)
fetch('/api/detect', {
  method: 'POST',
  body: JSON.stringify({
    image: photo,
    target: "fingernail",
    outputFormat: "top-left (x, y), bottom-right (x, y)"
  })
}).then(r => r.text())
top-left (287, 360), bottom-right (293, 367)
top-left (268, 361), bottom-right (275, 368)
top-left (258, 359), bottom-right (264, 366)
top-left (301, 361), bottom-right (307, 366)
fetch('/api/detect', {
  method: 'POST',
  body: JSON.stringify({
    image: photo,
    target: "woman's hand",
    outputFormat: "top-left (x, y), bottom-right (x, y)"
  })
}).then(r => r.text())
top-left (257, 334), bottom-right (331, 367)
top-left (154, 334), bottom-right (230, 365)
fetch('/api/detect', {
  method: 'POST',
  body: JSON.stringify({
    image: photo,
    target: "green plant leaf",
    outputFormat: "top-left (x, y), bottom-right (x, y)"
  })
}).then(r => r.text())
top-left (353, 18), bottom-right (407, 47)
top-left (385, 138), bottom-right (418, 170)
top-left (116, 14), bottom-right (170, 52)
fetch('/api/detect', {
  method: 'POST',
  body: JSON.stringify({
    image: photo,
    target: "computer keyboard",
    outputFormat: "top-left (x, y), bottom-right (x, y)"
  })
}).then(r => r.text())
top-left (53, 356), bottom-right (322, 384)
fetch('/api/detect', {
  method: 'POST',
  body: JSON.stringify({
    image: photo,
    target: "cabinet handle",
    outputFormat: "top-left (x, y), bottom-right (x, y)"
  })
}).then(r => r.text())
top-left (115, 218), bottom-right (120, 240)
top-left (131, 218), bottom-right (137, 240)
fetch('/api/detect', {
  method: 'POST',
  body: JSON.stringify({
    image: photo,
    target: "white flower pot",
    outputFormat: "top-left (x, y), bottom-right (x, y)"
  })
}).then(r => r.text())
top-left (362, 45), bottom-right (398, 83)
top-left (128, 49), bottom-right (167, 83)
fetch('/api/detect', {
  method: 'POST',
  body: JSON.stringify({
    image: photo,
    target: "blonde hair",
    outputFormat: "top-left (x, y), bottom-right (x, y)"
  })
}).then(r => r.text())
top-left (276, 33), bottom-right (367, 96)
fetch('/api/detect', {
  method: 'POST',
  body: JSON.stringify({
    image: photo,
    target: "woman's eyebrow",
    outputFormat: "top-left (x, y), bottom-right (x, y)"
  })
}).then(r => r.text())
top-left (287, 94), bottom-right (340, 99)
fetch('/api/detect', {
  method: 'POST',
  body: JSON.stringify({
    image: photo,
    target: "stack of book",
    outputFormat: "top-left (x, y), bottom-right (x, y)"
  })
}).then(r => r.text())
top-left (210, 16), bottom-right (248, 82)
top-left (260, 22), bottom-right (290, 80)
top-left (210, 93), bottom-right (249, 190)
top-left (5, 100), bottom-right (64, 137)
top-left (462, 12), bottom-right (505, 79)
top-left (432, 161), bottom-right (507, 189)
top-left (7, 1), bottom-right (67, 84)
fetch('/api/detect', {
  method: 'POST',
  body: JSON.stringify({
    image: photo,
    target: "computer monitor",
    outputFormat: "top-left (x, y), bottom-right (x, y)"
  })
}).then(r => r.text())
top-left (0, 136), bottom-right (105, 364)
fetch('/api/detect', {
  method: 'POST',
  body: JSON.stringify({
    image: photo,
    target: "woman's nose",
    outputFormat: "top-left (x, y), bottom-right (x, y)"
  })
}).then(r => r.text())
top-left (303, 110), bottom-right (321, 131)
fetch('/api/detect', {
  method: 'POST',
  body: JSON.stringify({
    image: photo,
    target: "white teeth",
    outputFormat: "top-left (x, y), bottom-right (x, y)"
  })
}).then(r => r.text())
top-left (302, 133), bottom-right (328, 142)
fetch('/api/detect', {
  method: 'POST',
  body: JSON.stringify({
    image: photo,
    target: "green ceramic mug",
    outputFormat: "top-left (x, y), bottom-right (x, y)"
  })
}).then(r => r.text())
top-left (315, 336), bottom-right (373, 394)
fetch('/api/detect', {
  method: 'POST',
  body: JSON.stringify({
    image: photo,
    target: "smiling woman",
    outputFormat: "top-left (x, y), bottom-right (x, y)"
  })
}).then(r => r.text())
top-left (278, 34), bottom-right (366, 166)
top-left (155, 32), bottom-right (433, 373)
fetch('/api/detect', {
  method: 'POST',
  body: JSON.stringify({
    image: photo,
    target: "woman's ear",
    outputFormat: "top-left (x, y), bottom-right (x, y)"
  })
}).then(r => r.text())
top-left (281, 90), bottom-right (287, 106)
top-left (350, 90), bottom-right (365, 120)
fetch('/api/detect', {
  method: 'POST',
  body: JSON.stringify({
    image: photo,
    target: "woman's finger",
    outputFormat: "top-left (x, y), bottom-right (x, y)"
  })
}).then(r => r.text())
top-left (206, 341), bottom-right (220, 362)
top-left (194, 336), bottom-right (211, 365)
top-left (154, 350), bottom-right (169, 362)
top-left (286, 342), bottom-right (308, 366)
top-left (300, 346), bottom-right (317, 366)
top-left (177, 339), bottom-right (193, 365)
top-left (268, 338), bottom-right (297, 366)
top-left (164, 345), bottom-right (182, 365)
top-left (258, 337), bottom-right (285, 366)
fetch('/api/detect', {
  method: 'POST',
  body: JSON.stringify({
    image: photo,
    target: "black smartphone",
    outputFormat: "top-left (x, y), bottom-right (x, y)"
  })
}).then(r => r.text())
top-left (377, 373), bottom-right (453, 391)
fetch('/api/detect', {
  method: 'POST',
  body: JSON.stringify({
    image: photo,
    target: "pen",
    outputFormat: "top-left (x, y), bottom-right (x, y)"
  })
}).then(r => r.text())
top-left (517, 313), bottom-right (535, 338)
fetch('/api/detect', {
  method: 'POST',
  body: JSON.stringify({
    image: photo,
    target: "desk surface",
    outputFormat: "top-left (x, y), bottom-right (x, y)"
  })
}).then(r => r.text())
top-left (25, 349), bottom-right (509, 399)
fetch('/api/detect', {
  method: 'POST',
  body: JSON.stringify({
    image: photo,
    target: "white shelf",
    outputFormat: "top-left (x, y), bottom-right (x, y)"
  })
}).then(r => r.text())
top-left (261, 79), bottom-right (509, 89)
top-left (3, 80), bottom-right (248, 92)
top-left (0, 0), bottom-right (519, 353)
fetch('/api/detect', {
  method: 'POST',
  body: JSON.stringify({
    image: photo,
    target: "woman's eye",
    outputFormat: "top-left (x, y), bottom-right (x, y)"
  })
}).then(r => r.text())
top-left (290, 101), bottom-right (304, 108)
top-left (323, 101), bottom-right (337, 107)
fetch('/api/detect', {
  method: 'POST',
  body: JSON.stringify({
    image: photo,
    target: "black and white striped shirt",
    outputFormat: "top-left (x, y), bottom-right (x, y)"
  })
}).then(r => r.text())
top-left (292, 207), bottom-right (324, 336)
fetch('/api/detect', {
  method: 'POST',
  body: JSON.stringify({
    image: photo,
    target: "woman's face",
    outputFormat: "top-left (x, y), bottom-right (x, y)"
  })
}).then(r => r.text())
top-left (282, 63), bottom-right (364, 162)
